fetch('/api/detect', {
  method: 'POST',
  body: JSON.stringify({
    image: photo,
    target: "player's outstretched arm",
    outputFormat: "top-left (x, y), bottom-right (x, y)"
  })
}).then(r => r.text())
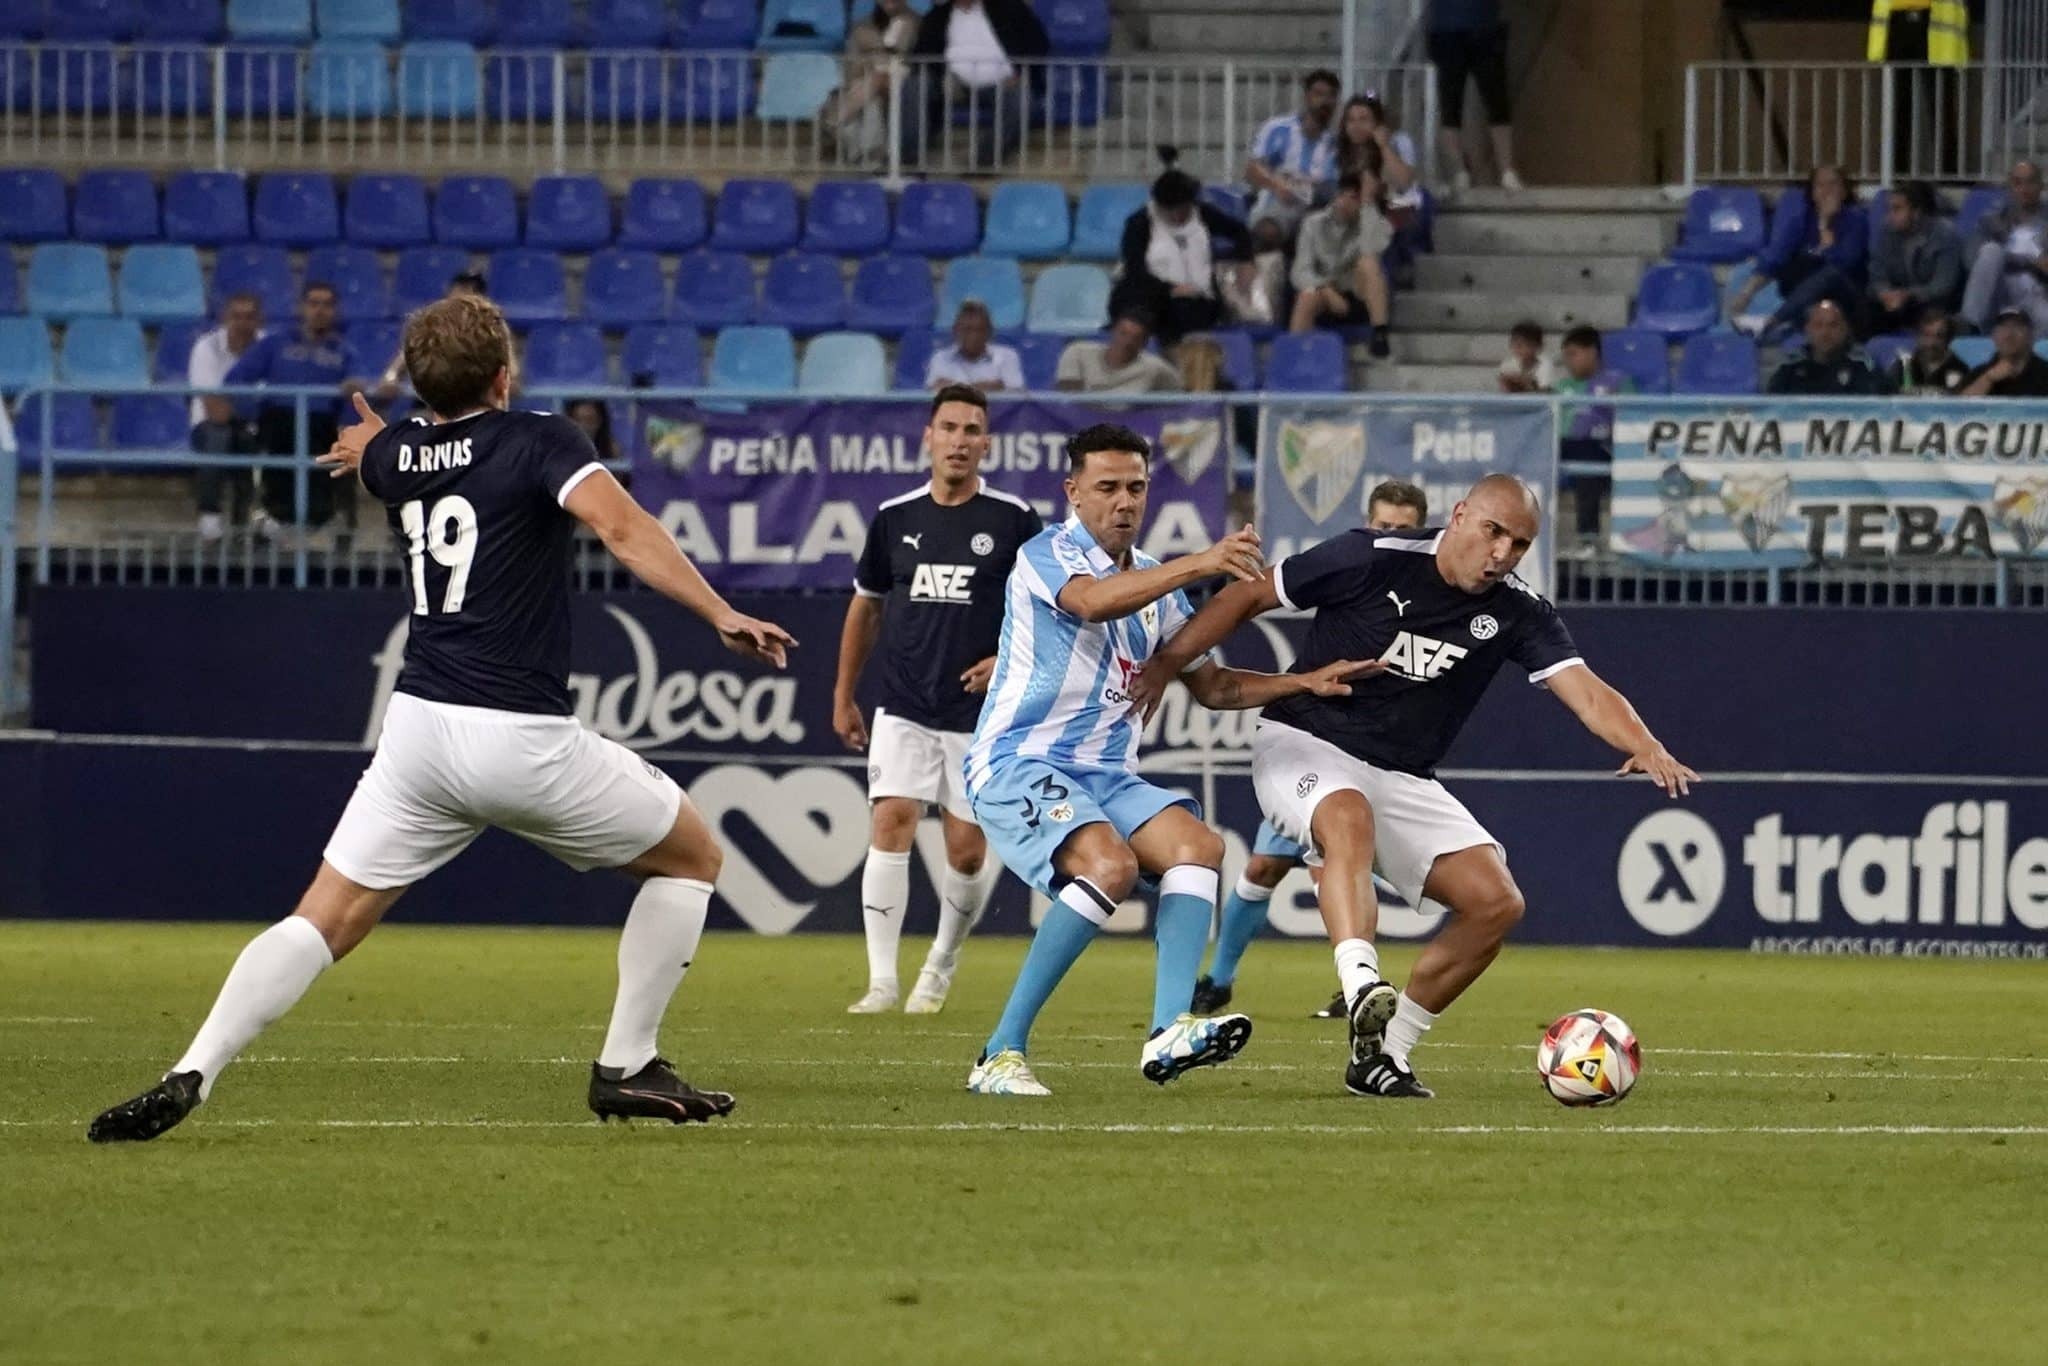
top-left (1128, 572), bottom-right (1283, 720)
top-left (1055, 525), bottom-right (1264, 624)
top-left (832, 595), bottom-right (883, 751)
top-left (1177, 657), bottom-right (1386, 711)
top-left (565, 470), bottom-right (797, 669)
top-left (1545, 665), bottom-right (1699, 798)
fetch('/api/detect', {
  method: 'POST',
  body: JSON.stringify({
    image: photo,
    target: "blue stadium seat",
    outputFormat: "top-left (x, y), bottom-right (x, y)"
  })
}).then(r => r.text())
top-left (0, 6), bottom-right (31, 34)
top-left (1200, 185), bottom-right (1247, 223)
top-left (397, 40), bottom-right (479, 117)
top-left (0, 169), bottom-right (71, 243)
top-left (1670, 187), bottom-right (1766, 264)
top-left (620, 178), bottom-right (709, 252)
top-left (1632, 262), bottom-right (1719, 339)
top-left (675, 54), bottom-right (754, 123)
top-left (12, 395), bottom-right (100, 463)
top-left (940, 255), bottom-right (1025, 331)
top-left (0, 257), bottom-right (20, 316)
top-left (1865, 331), bottom-right (1914, 376)
top-left (59, 317), bottom-right (149, 386)
top-left (847, 254), bottom-right (935, 337)
top-left (523, 321), bottom-right (609, 388)
top-left (140, 0), bottom-right (227, 40)
top-left (73, 171), bottom-right (161, 245)
top-left (435, 175), bottom-right (519, 248)
top-left (112, 394), bottom-right (192, 449)
top-left (308, 41), bottom-right (393, 117)
top-left (346, 318), bottom-right (400, 370)
top-left (759, 252), bottom-right (846, 335)
top-left (1040, 63), bottom-right (1106, 128)
top-left (583, 54), bottom-right (665, 120)
top-left (27, 244), bottom-right (115, 320)
top-left (1192, 328), bottom-right (1256, 390)
top-left (1041, 0), bottom-right (1110, 56)
top-left (672, 250), bottom-right (757, 329)
top-left (254, 172), bottom-right (340, 246)
top-left (404, 0), bottom-right (492, 41)
top-left (498, 0), bottom-right (575, 44)
top-left (1601, 327), bottom-right (1671, 395)
top-left (117, 244), bottom-right (207, 322)
top-left (983, 182), bottom-right (1072, 259)
top-left (1720, 258), bottom-right (1782, 325)
top-left (228, 0), bottom-right (312, 38)
top-left (486, 247), bottom-right (568, 326)
top-left (623, 324), bottom-right (702, 386)
top-left (211, 243), bottom-right (296, 317)
top-left (802, 181), bottom-right (890, 257)
top-left (164, 172), bottom-right (248, 246)
top-left (392, 244), bottom-right (470, 314)
top-left (0, 318), bottom-right (56, 392)
top-left (526, 175), bottom-right (611, 251)
top-left (709, 324), bottom-right (795, 392)
top-left (44, 0), bottom-right (142, 41)
top-left (582, 248), bottom-right (668, 329)
top-left (893, 181), bottom-right (979, 256)
top-left (892, 328), bottom-right (937, 390)
top-left (344, 173), bottom-right (430, 247)
top-left (757, 52), bottom-right (838, 120)
top-left (1071, 184), bottom-right (1147, 261)
top-left (223, 46), bottom-right (301, 116)
top-left (1956, 185), bottom-right (2002, 245)
top-left (1014, 333), bottom-right (1064, 390)
top-left (305, 243), bottom-right (389, 321)
top-left (588, 0), bottom-right (668, 46)
top-left (799, 331), bottom-right (886, 394)
top-left (1027, 263), bottom-right (1110, 335)
top-left (674, 0), bottom-right (759, 47)
top-left (153, 319), bottom-right (206, 379)
top-left (759, 0), bottom-right (845, 50)
top-left (1952, 335), bottom-right (1995, 368)
top-left (135, 46), bottom-right (215, 116)
top-left (1263, 331), bottom-right (1346, 392)
top-left (485, 52), bottom-right (557, 119)
top-left (711, 179), bottom-right (800, 254)
top-left (35, 45), bottom-right (121, 115)
top-left (316, 0), bottom-right (397, 39)
top-left (1674, 331), bottom-right (1759, 395)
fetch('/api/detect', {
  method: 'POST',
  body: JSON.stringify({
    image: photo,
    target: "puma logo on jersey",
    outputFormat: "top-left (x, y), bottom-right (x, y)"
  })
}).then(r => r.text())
top-left (909, 563), bottom-right (975, 601)
top-left (902, 533), bottom-right (923, 549)
top-left (1379, 630), bottom-right (1469, 681)
top-left (1386, 590), bottom-right (1411, 617)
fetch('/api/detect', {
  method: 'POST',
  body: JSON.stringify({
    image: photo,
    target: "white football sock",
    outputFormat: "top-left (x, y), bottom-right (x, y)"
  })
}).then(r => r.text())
top-left (1234, 874), bottom-right (1275, 904)
top-left (172, 915), bottom-right (334, 1100)
top-left (1383, 991), bottom-right (1439, 1067)
top-left (929, 861), bottom-right (995, 963)
top-left (860, 847), bottom-right (911, 989)
top-left (1333, 937), bottom-right (1381, 1007)
top-left (597, 877), bottom-right (711, 1075)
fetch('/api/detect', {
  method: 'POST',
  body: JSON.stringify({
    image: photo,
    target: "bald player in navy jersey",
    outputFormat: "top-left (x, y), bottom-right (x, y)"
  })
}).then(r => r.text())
top-left (90, 295), bottom-right (796, 1141)
top-left (1136, 474), bottom-right (1697, 1099)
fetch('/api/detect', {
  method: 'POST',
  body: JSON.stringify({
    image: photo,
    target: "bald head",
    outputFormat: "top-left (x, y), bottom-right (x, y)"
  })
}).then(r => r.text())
top-left (1468, 473), bottom-right (1542, 521)
top-left (1437, 473), bottom-right (1542, 593)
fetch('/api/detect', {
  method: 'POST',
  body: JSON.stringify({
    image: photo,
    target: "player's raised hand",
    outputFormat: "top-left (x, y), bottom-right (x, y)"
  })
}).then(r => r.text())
top-left (1199, 524), bottom-right (1265, 583)
top-left (833, 696), bottom-right (868, 752)
top-left (959, 656), bottom-right (997, 695)
top-left (1617, 747), bottom-right (1699, 798)
top-left (716, 613), bottom-right (797, 669)
top-left (317, 391), bottom-right (385, 480)
top-left (1297, 658), bottom-right (1388, 697)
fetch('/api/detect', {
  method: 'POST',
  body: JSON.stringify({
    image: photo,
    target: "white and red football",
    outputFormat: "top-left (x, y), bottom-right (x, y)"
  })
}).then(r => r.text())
top-left (1537, 1009), bottom-right (1642, 1107)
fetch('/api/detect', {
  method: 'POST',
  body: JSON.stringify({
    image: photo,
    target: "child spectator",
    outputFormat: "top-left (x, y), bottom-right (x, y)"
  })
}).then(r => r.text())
top-left (1496, 319), bottom-right (1554, 393)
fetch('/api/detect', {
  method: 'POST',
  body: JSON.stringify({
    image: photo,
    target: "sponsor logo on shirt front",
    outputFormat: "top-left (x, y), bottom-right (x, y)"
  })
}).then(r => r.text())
top-left (1378, 630), bottom-right (1469, 681)
top-left (1103, 655), bottom-right (1141, 707)
top-left (909, 563), bottom-right (975, 602)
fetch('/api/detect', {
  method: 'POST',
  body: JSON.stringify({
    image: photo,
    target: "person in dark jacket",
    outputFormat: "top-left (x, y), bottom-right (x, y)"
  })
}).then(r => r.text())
top-left (899, 0), bottom-right (1049, 171)
top-left (1766, 300), bottom-right (1886, 395)
top-left (1866, 182), bottom-right (1964, 336)
top-left (1890, 308), bottom-right (1971, 395)
top-left (1108, 157), bottom-right (1253, 346)
top-left (1962, 307), bottom-right (2048, 396)
top-left (1734, 164), bottom-right (1869, 341)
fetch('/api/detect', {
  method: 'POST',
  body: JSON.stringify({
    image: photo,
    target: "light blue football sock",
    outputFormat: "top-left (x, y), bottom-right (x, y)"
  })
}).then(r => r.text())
top-left (1152, 866), bottom-right (1220, 1032)
top-left (983, 883), bottom-right (1108, 1057)
top-left (1204, 876), bottom-right (1274, 987)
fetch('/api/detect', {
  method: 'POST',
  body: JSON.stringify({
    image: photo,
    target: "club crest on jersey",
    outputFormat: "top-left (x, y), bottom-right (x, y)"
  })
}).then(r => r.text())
top-left (1379, 630), bottom-right (1469, 681)
top-left (645, 417), bottom-right (706, 473)
top-left (1469, 614), bottom-right (1499, 640)
top-left (1297, 773), bottom-right (1318, 798)
top-left (909, 563), bottom-right (974, 601)
top-left (971, 532), bottom-right (995, 556)
top-left (1047, 802), bottom-right (1075, 823)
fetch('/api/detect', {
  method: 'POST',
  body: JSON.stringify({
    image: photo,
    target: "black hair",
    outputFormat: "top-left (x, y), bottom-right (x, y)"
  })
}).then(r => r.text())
top-left (1066, 422), bottom-right (1151, 473)
top-left (1509, 319), bottom-right (1544, 347)
top-left (564, 397), bottom-right (616, 457)
top-left (1561, 324), bottom-right (1602, 353)
top-left (1113, 306), bottom-right (1156, 334)
top-left (1895, 180), bottom-right (1941, 218)
top-left (1304, 68), bottom-right (1340, 93)
top-left (930, 382), bottom-right (989, 418)
top-left (1808, 162), bottom-right (1856, 203)
top-left (1151, 145), bottom-right (1200, 209)
top-left (301, 279), bottom-right (336, 300)
top-left (1916, 305), bottom-right (1955, 341)
top-left (449, 271), bottom-right (488, 294)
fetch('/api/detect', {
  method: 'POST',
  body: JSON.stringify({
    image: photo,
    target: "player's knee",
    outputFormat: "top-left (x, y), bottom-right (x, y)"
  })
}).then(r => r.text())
top-left (1076, 846), bottom-right (1140, 902)
top-left (949, 851), bottom-right (986, 878)
top-left (1182, 825), bottom-right (1226, 871)
top-left (1470, 884), bottom-right (1525, 937)
top-left (1244, 854), bottom-right (1291, 889)
top-left (870, 799), bottom-right (920, 849)
top-left (1311, 793), bottom-right (1374, 855)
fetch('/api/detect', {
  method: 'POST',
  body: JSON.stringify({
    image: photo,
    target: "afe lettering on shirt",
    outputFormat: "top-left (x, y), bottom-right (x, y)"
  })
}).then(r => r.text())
top-left (909, 562), bottom-right (976, 602)
top-left (1379, 630), bottom-right (1468, 681)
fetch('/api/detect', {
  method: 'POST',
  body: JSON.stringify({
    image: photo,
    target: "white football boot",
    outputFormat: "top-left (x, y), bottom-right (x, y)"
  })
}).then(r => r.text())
top-left (846, 982), bottom-right (899, 1014)
top-left (903, 954), bottom-right (956, 1014)
top-left (1140, 1012), bottom-right (1253, 1085)
top-left (966, 1049), bottom-right (1050, 1096)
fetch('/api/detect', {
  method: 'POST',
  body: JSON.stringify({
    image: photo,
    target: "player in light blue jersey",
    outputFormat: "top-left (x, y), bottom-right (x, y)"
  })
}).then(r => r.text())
top-left (962, 423), bottom-right (1377, 1097)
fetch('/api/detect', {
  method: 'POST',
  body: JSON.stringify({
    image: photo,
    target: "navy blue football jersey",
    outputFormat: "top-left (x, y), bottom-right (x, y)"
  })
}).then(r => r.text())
top-left (1259, 528), bottom-right (1582, 776)
top-left (358, 408), bottom-right (604, 716)
top-left (854, 482), bottom-right (1042, 732)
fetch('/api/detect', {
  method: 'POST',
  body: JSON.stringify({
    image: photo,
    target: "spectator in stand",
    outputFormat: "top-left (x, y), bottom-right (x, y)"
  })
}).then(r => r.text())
top-left (1555, 324), bottom-right (1634, 534)
top-left (225, 281), bottom-right (365, 539)
top-left (823, 0), bottom-right (918, 164)
top-left (1054, 310), bottom-right (1182, 393)
top-left (1867, 182), bottom-right (1964, 336)
top-left (1961, 161), bottom-right (2048, 334)
top-left (1767, 300), bottom-right (1885, 395)
top-left (1289, 169), bottom-right (1393, 359)
top-left (188, 291), bottom-right (265, 542)
top-left (1428, 0), bottom-right (1522, 193)
top-left (1110, 152), bottom-right (1253, 346)
top-left (926, 299), bottom-right (1024, 390)
top-left (564, 399), bottom-right (620, 462)
top-left (1962, 307), bottom-right (2048, 396)
top-left (900, 0), bottom-right (1049, 171)
top-left (378, 271), bottom-right (486, 400)
top-left (1244, 68), bottom-right (1340, 253)
top-left (1496, 318), bottom-right (1553, 393)
top-left (1890, 308), bottom-right (1971, 395)
top-left (1733, 164), bottom-right (1869, 341)
top-left (1334, 93), bottom-right (1428, 282)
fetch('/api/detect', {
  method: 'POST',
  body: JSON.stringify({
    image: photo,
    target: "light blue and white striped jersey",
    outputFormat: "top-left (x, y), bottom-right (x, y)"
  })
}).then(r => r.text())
top-left (1248, 112), bottom-right (1337, 190)
top-left (964, 516), bottom-right (1206, 794)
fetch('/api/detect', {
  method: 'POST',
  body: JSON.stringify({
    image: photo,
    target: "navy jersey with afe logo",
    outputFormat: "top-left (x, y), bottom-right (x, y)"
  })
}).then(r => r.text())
top-left (359, 409), bottom-right (605, 716)
top-left (854, 483), bottom-right (1042, 732)
top-left (1260, 528), bottom-right (1583, 777)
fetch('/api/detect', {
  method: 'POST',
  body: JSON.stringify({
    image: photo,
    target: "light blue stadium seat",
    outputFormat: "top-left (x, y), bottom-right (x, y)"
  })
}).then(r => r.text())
top-left (112, 394), bottom-right (192, 449)
top-left (523, 322), bottom-right (610, 389)
top-left (228, 0), bottom-right (312, 39)
top-left (153, 318), bottom-right (206, 380)
top-left (623, 324), bottom-right (702, 386)
top-left (709, 325), bottom-right (796, 392)
top-left (1721, 258), bottom-right (1782, 323)
top-left (1601, 327), bottom-right (1672, 394)
top-left (405, 0), bottom-right (493, 42)
top-left (799, 331), bottom-right (886, 394)
top-left (893, 181), bottom-right (979, 256)
top-left (305, 243), bottom-right (389, 321)
top-left (1669, 187), bottom-right (1767, 264)
top-left (435, 175), bottom-right (519, 248)
top-left (1041, 0), bottom-right (1110, 56)
top-left (620, 178), bottom-right (709, 252)
top-left (486, 247), bottom-right (569, 326)
top-left (1264, 331), bottom-right (1345, 392)
top-left (759, 0), bottom-right (846, 50)
top-left (164, 171), bottom-right (250, 246)
top-left (345, 173), bottom-right (430, 247)
top-left (0, 256), bottom-right (17, 315)
top-left (142, 0), bottom-right (226, 40)
top-left (1026, 263), bottom-right (1110, 335)
top-left (60, 317), bottom-right (149, 386)
top-left (588, 0), bottom-right (669, 46)
top-left (672, 250), bottom-right (758, 329)
top-left (1014, 333), bottom-right (1064, 390)
top-left (27, 244), bottom-right (115, 320)
top-left (711, 179), bottom-right (800, 254)
top-left (397, 40), bottom-right (479, 117)
top-left (211, 243), bottom-right (296, 317)
top-left (758, 252), bottom-right (846, 335)
top-left (757, 52), bottom-right (838, 120)
top-left (254, 171), bottom-right (340, 246)
top-left (73, 170), bottom-right (161, 245)
top-left (1952, 335), bottom-right (1996, 368)
top-left (0, 318), bottom-right (56, 392)
top-left (983, 182), bottom-right (1072, 259)
top-left (1632, 262), bottom-right (1719, 339)
top-left (803, 181), bottom-right (890, 257)
top-left (117, 245), bottom-right (207, 323)
top-left (497, 0), bottom-right (574, 45)
top-left (526, 175), bottom-right (611, 251)
top-left (1674, 331), bottom-right (1760, 395)
top-left (44, 0), bottom-right (141, 40)
top-left (674, 0), bottom-right (760, 47)
top-left (1071, 184), bottom-right (1147, 261)
top-left (316, 0), bottom-right (398, 40)
top-left (583, 249), bottom-right (668, 329)
top-left (0, 168), bottom-right (70, 243)
top-left (308, 40), bottom-right (393, 118)
top-left (392, 244), bottom-right (470, 314)
top-left (940, 255), bottom-right (1025, 331)
top-left (847, 254), bottom-right (935, 336)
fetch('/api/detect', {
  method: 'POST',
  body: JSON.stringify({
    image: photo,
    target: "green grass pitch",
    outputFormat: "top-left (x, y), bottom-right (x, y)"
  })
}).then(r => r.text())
top-left (5, 921), bottom-right (2045, 1365)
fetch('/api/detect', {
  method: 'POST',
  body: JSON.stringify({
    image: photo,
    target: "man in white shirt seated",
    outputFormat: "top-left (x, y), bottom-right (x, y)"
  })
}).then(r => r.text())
top-left (1054, 310), bottom-right (1183, 394)
top-left (901, 0), bottom-right (1049, 171)
top-left (187, 292), bottom-right (265, 542)
top-left (926, 300), bottom-right (1025, 391)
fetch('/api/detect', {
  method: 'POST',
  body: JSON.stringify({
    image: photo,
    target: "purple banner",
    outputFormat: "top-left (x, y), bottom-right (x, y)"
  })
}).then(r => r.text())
top-left (631, 398), bottom-right (1231, 591)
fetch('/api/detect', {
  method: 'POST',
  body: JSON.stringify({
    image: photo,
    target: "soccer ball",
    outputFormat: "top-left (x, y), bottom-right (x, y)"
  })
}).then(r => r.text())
top-left (1536, 1009), bottom-right (1642, 1106)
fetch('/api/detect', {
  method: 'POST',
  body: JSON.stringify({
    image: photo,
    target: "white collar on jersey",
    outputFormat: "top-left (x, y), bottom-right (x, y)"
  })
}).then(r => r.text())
top-left (1376, 529), bottom-right (1445, 555)
top-left (1062, 514), bottom-right (1123, 574)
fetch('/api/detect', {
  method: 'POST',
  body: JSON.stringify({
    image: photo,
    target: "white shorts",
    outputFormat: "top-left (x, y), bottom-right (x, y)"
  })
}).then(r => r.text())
top-left (324, 692), bottom-right (685, 890)
top-left (867, 709), bottom-right (974, 822)
top-left (1251, 721), bottom-right (1500, 905)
